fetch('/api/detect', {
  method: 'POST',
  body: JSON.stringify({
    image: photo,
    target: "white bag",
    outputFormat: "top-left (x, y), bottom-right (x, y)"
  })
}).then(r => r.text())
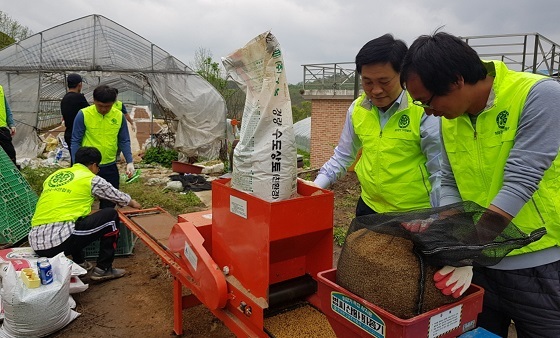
top-left (222, 31), bottom-right (297, 202)
top-left (0, 253), bottom-right (80, 337)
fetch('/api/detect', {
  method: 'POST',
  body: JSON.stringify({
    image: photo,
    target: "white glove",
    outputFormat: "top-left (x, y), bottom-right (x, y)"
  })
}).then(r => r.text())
top-left (434, 266), bottom-right (473, 298)
top-left (131, 123), bottom-right (136, 132)
top-left (126, 162), bottom-right (135, 178)
top-left (401, 217), bottom-right (436, 233)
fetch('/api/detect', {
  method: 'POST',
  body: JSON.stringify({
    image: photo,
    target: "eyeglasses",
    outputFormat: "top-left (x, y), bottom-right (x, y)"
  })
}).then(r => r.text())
top-left (412, 93), bottom-right (435, 108)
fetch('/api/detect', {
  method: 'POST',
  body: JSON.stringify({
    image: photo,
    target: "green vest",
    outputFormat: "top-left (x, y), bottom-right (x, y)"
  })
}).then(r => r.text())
top-left (31, 164), bottom-right (95, 226)
top-left (352, 92), bottom-right (432, 212)
top-left (442, 60), bottom-right (560, 255)
top-left (81, 104), bottom-right (123, 164)
top-left (0, 85), bottom-right (7, 127)
top-left (113, 100), bottom-right (123, 111)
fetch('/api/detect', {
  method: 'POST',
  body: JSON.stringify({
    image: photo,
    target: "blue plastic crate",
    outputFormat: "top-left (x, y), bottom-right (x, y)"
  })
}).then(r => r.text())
top-left (0, 149), bottom-right (38, 246)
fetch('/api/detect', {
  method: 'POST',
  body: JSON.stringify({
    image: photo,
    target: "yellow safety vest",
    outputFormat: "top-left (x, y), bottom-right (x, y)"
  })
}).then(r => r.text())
top-left (0, 85), bottom-right (7, 128)
top-left (113, 100), bottom-right (123, 111)
top-left (81, 105), bottom-right (123, 164)
top-left (31, 164), bottom-right (95, 226)
top-left (352, 92), bottom-right (432, 212)
top-left (442, 60), bottom-right (560, 255)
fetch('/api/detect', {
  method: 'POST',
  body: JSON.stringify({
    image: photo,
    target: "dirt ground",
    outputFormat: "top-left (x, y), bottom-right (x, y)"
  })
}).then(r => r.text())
top-left (46, 171), bottom-right (360, 338)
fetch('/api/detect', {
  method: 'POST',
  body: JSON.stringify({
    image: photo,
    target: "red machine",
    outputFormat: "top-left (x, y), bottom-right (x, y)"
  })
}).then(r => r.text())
top-left (120, 177), bottom-right (486, 337)
top-left (119, 178), bottom-right (334, 336)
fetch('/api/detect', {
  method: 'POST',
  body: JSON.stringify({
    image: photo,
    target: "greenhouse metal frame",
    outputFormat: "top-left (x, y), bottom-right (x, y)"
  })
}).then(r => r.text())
top-left (0, 14), bottom-right (227, 160)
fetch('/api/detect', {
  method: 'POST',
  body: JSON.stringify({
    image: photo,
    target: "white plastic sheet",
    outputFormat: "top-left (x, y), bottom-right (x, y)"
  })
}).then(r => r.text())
top-left (0, 15), bottom-right (227, 161)
top-left (293, 117), bottom-right (311, 153)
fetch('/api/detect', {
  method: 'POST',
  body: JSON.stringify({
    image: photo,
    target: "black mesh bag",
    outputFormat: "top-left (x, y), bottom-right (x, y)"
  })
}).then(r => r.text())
top-left (335, 201), bottom-right (546, 318)
top-left (346, 201), bottom-right (546, 267)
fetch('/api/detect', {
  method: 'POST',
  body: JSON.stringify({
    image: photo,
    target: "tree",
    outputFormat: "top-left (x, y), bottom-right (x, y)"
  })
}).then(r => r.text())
top-left (0, 11), bottom-right (32, 49)
top-left (288, 83), bottom-right (311, 123)
top-left (192, 47), bottom-right (227, 91)
top-left (191, 47), bottom-right (245, 119)
top-left (292, 101), bottom-right (311, 123)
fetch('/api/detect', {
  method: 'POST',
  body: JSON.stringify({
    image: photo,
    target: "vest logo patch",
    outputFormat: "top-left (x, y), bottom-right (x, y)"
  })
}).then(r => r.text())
top-left (398, 115), bottom-right (410, 128)
top-left (110, 117), bottom-right (118, 125)
top-left (48, 171), bottom-right (74, 187)
top-left (495, 110), bottom-right (510, 135)
top-left (496, 111), bottom-right (509, 129)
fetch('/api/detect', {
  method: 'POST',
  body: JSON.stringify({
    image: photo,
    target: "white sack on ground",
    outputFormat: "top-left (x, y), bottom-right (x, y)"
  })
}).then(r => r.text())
top-left (222, 31), bottom-right (297, 202)
top-left (0, 253), bottom-right (80, 337)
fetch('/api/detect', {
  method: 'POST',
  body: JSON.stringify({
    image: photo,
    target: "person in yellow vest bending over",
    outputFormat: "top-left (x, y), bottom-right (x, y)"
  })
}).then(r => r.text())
top-left (29, 146), bottom-right (141, 281)
top-left (71, 85), bottom-right (135, 209)
top-left (401, 31), bottom-right (560, 337)
top-left (0, 84), bottom-right (18, 168)
top-left (309, 34), bottom-right (442, 216)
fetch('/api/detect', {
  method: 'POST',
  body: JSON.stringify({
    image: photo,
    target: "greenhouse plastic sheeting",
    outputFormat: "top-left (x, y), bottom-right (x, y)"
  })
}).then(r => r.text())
top-left (293, 117), bottom-right (310, 153)
top-left (0, 14), bottom-right (226, 161)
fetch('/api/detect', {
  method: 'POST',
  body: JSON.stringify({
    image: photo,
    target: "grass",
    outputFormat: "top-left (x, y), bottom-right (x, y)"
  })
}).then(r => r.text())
top-left (297, 149), bottom-right (310, 168)
top-left (337, 194), bottom-right (358, 209)
top-left (21, 166), bottom-right (59, 195)
top-left (334, 226), bottom-right (348, 247)
top-left (119, 179), bottom-right (205, 216)
top-left (22, 166), bottom-right (204, 217)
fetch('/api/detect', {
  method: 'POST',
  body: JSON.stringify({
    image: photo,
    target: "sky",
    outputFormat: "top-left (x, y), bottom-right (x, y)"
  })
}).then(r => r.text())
top-left (2, 0), bottom-right (560, 84)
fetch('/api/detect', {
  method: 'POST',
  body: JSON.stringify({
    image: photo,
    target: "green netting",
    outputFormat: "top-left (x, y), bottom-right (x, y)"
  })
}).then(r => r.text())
top-left (0, 148), bottom-right (38, 246)
top-left (83, 222), bottom-right (137, 259)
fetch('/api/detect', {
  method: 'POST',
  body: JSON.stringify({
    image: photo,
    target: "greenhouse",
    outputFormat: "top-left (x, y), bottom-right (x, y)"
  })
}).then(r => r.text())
top-left (0, 14), bottom-right (227, 160)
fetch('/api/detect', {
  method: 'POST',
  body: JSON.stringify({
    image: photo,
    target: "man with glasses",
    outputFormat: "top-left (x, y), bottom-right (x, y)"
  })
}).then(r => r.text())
top-left (310, 34), bottom-right (441, 217)
top-left (401, 31), bottom-right (560, 337)
top-left (29, 147), bottom-right (141, 282)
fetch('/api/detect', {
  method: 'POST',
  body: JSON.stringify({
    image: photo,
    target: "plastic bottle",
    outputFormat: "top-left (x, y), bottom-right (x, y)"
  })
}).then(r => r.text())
top-left (55, 149), bottom-right (63, 163)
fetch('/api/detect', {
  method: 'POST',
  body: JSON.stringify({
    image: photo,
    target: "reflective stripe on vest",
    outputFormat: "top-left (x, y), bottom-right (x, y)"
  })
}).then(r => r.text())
top-left (442, 60), bottom-right (560, 255)
top-left (31, 164), bottom-right (95, 226)
top-left (0, 85), bottom-right (7, 127)
top-left (81, 105), bottom-right (123, 165)
top-left (352, 92), bottom-right (432, 213)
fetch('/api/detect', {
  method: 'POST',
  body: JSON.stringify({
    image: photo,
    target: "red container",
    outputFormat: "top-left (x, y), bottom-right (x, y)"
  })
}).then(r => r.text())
top-left (317, 269), bottom-right (484, 338)
top-left (171, 160), bottom-right (203, 174)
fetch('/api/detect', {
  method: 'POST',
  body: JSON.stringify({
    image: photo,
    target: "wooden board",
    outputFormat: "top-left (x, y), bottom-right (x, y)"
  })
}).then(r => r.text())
top-left (128, 211), bottom-right (177, 249)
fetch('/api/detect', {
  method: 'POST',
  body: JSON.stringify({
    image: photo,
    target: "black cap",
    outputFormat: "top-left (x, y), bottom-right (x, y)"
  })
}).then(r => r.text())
top-left (67, 73), bottom-right (83, 86)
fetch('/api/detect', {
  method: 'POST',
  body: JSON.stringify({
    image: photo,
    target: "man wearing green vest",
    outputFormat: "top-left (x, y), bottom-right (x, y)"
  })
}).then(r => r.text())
top-left (114, 88), bottom-right (135, 132)
top-left (401, 32), bottom-right (560, 337)
top-left (311, 34), bottom-right (441, 216)
top-left (0, 84), bottom-right (18, 167)
top-left (71, 85), bottom-right (135, 209)
top-left (29, 146), bottom-right (141, 281)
